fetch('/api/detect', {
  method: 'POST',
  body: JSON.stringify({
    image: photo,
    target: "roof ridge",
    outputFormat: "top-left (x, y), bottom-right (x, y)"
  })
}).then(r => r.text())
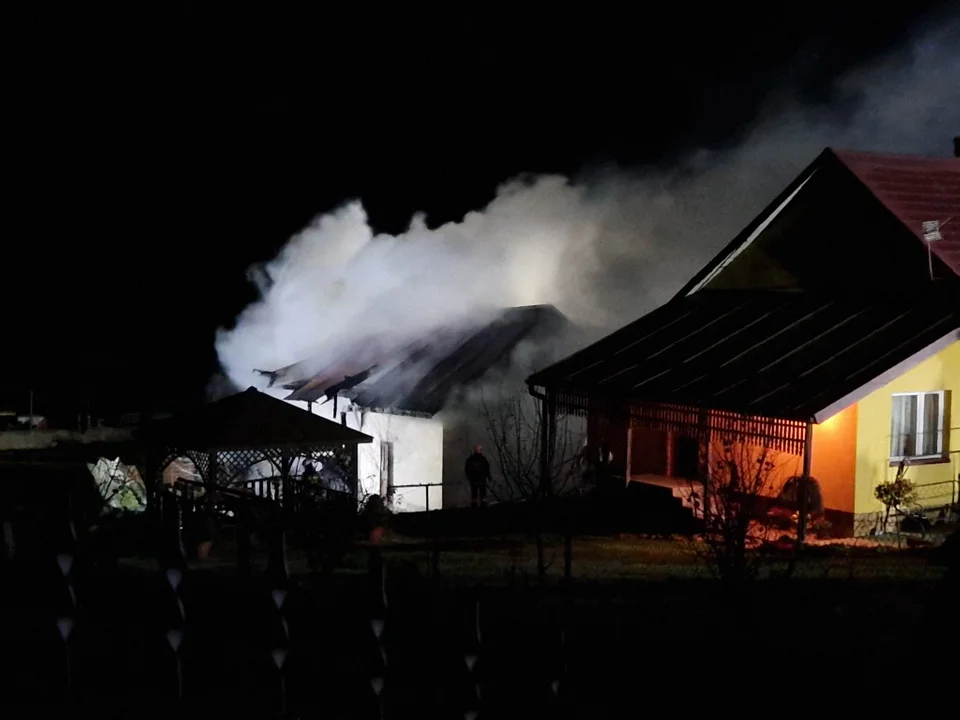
top-left (829, 147), bottom-right (960, 164)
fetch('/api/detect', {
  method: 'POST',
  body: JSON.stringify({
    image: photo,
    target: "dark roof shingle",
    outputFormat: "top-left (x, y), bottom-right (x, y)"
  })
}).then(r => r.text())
top-left (527, 289), bottom-right (959, 422)
top-left (139, 387), bottom-right (373, 451)
top-left (286, 305), bottom-right (569, 415)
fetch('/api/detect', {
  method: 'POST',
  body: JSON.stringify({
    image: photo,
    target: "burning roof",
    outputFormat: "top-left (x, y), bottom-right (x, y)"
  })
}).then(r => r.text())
top-left (266, 305), bottom-right (570, 417)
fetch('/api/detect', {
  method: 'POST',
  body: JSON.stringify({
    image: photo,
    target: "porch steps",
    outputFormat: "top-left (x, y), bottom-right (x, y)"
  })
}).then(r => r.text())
top-left (631, 475), bottom-right (704, 519)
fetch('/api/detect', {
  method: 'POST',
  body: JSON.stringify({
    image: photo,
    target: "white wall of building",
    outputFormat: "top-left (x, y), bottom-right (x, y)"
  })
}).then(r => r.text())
top-left (267, 389), bottom-right (443, 513)
top-left (347, 410), bottom-right (443, 513)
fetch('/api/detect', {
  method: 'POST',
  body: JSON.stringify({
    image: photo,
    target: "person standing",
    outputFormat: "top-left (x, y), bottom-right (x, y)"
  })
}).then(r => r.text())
top-left (465, 445), bottom-right (491, 508)
top-left (595, 439), bottom-right (614, 495)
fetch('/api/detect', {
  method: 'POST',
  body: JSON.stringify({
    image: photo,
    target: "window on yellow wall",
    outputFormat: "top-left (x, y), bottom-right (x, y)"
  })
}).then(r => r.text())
top-left (890, 391), bottom-right (948, 460)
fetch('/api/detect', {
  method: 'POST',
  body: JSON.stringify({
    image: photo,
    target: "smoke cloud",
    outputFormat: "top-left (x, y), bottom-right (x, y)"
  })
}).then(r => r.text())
top-left (215, 17), bottom-right (959, 394)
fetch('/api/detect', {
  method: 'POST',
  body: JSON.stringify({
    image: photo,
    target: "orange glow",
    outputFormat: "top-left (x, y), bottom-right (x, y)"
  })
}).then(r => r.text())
top-left (818, 413), bottom-right (841, 431)
top-left (810, 403), bottom-right (858, 513)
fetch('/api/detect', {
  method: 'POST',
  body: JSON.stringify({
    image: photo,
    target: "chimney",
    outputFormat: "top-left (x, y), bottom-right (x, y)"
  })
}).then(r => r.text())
top-left (955, 136), bottom-right (959, 158)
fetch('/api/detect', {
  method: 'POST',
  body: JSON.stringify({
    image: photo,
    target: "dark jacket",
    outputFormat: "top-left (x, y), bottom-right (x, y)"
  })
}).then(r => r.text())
top-left (465, 453), bottom-right (490, 485)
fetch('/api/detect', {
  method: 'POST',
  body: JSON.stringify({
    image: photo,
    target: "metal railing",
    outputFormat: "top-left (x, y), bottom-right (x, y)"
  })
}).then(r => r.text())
top-left (388, 482), bottom-right (452, 578)
top-left (390, 482), bottom-right (447, 513)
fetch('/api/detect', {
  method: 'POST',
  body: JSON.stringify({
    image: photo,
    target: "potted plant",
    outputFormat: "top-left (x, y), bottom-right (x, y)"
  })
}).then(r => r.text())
top-left (874, 461), bottom-right (916, 546)
top-left (810, 516), bottom-right (832, 540)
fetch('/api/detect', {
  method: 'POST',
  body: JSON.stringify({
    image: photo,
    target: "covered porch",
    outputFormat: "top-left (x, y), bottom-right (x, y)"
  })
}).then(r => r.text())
top-left (525, 290), bottom-right (960, 539)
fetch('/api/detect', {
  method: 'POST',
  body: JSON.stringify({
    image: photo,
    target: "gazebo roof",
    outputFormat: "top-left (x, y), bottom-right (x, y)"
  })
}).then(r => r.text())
top-left (137, 387), bottom-right (373, 452)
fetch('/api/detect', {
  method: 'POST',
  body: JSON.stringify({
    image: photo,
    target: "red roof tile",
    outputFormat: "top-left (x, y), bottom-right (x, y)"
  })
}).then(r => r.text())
top-left (832, 149), bottom-right (960, 276)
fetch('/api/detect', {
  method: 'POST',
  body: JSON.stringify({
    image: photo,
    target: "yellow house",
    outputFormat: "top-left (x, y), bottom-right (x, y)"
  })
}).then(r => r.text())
top-left (672, 147), bottom-right (960, 534)
top-left (527, 146), bottom-right (959, 537)
top-left (803, 332), bottom-right (958, 534)
top-left (850, 337), bottom-right (958, 531)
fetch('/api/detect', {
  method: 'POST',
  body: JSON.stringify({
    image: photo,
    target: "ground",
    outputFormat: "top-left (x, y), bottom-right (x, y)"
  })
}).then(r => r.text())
top-left (2, 526), bottom-right (953, 717)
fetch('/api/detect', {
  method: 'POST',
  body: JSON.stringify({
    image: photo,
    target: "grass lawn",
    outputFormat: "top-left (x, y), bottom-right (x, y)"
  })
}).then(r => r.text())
top-left (319, 531), bottom-right (949, 583)
top-left (1, 529), bottom-right (953, 717)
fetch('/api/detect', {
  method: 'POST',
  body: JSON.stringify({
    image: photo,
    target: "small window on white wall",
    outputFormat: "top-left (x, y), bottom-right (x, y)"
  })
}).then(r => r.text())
top-left (890, 391), bottom-right (947, 459)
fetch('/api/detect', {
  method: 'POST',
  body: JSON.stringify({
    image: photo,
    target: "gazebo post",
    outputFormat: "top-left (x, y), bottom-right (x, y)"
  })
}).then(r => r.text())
top-left (280, 452), bottom-right (293, 520)
top-left (237, 502), bottom-right (252, 578)
top-left (205, 452), bottom-right (218, 509)
top-left (160, 489), bottom-right (186, 573)
top-left (144, 448), bottom-right (158, 528)
top-left (347, 445), bottom-right (359, 501)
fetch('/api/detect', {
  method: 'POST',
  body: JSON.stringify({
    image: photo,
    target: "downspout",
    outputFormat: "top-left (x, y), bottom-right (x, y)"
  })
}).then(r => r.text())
top-left (527, 383), bottom-right (546, 401)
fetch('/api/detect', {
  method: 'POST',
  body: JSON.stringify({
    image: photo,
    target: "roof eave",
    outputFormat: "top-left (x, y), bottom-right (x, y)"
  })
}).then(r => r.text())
top-left (811, 327), bottom-right (960, 424)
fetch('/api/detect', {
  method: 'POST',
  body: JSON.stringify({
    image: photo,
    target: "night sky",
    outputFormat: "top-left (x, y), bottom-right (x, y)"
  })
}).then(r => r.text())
top-left (4, 2), bottom-right (956, 417)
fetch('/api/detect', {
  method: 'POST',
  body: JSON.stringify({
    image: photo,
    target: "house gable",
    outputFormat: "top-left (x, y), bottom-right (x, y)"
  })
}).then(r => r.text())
top-left (676, 149), bottom-right (960, 297)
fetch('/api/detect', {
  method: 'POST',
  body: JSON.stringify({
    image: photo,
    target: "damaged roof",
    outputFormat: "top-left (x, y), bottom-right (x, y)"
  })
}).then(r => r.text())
top-left (283, 304), bottom-right (569, 415)
top-left (527, 288), bottom-right (959, 423)
top-left (139, 387), bottom-right (373, 451)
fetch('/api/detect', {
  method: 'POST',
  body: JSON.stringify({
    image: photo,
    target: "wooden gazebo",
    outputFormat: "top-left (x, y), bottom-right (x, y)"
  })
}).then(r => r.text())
top-left (138, 386), bottom-right (373, 512)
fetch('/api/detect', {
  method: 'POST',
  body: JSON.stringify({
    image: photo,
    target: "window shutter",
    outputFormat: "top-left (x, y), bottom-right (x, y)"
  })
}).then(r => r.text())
top-left (942, 390), bottom-right (952, 455)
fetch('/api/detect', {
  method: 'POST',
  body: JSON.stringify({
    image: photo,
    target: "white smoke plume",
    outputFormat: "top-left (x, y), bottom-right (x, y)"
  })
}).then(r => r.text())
top-left (215, 17), bottom-right (959, 394)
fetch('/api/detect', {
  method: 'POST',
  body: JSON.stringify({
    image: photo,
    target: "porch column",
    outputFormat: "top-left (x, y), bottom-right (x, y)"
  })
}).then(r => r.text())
top-left (697, 408), bottom-right (710, 522)
top-left (797, 421), bottom-right (814, 545)
top-left (539, 393), bottom-right (553, 498)
top-left (665, 431), bottom-right (675, 477)
top-left (547, 392), bottom-right (557, 483)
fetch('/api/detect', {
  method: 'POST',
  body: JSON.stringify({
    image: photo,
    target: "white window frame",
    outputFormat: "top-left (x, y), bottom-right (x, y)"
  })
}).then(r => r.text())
top-left (889, 390), bottom-right (946, 461)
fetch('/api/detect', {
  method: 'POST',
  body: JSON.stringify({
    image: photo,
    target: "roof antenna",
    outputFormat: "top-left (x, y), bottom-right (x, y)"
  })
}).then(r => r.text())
top-left (922, 218), bottom-right (953, 281)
